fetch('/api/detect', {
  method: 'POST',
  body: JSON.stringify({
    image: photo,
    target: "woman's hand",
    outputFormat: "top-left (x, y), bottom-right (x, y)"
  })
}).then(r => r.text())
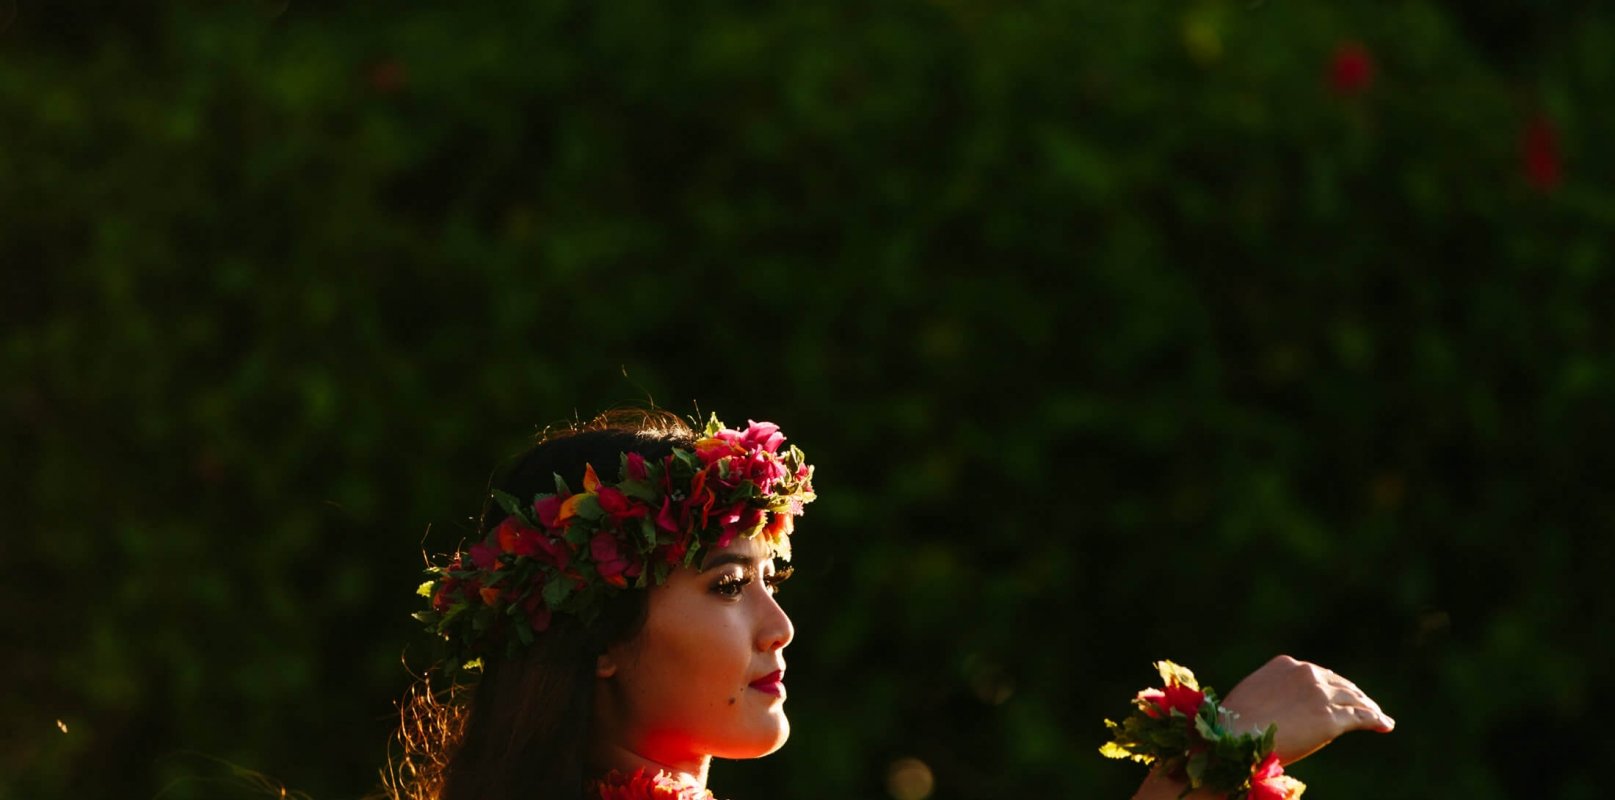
top-left (1220, 654), bottom-right (1395, 764)
top-left (1131, 655), bottom-right (1393, 800)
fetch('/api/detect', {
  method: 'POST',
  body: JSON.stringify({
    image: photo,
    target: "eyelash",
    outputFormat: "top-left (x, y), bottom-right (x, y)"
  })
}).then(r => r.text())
top-left (712, 566), bottom-right (794, 598)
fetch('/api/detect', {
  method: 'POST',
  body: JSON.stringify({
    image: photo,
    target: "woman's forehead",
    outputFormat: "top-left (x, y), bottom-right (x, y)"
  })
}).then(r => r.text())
top-left (700, 537), bottom-right (777, 569)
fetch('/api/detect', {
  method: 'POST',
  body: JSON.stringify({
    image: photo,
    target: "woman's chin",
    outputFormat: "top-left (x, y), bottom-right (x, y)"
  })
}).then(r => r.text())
top-left (714, 716), bottom-right (790, 759)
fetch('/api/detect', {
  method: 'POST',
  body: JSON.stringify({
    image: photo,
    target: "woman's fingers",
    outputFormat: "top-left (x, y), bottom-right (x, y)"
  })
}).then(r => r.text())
top-left (1321, 674), bottom-right (1394, 731)
top-left (1330, 699), bottom-right (1395, 732)
top-left (1355, 704), bottom-right (1395, 732)
top-left (1327, 684), bottom-right (1381, 709)
top-left (1327, 686), bottom-right (1361, 705)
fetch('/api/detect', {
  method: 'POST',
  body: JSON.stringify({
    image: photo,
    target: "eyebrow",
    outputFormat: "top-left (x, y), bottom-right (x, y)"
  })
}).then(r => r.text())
top-left (699, 552), bottom-right (766, 573)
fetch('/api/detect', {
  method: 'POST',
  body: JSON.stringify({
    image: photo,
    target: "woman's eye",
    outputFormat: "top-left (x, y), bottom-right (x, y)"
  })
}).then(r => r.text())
top-left (764, 565), bottom-right (794, 596)
top-left (713, 574), bottom-right (750, 598)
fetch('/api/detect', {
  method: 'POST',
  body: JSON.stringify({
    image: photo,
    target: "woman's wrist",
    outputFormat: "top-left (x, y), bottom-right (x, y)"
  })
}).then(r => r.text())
top-left (1104, 661), bottom-right (1304, 800)
top-left (1133, 767), bottom-right (1223, 800)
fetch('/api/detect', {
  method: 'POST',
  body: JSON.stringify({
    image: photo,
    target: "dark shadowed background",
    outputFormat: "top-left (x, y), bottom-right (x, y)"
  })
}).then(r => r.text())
top-left (4, 2), bottom-right (1611, 799)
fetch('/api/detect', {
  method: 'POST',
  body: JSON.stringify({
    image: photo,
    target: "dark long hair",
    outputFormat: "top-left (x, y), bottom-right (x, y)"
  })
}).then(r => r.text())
top-left (379, 410), bottom-right (697, 800)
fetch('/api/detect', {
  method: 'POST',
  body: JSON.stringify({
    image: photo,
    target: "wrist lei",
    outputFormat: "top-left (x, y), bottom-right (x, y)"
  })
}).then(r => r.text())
top-left (413, 415), bottom-right (815, 673)
top-left (1102, 661), bottom-right (1306, 800)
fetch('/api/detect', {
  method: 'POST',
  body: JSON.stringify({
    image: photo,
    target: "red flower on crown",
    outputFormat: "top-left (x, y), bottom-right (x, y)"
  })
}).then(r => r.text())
top-left (625, 451), bottom-right (649, 482)
top-left (495, 515), bottom-right (569, 569)
top-left (597, 486), bottom-right (649, 522)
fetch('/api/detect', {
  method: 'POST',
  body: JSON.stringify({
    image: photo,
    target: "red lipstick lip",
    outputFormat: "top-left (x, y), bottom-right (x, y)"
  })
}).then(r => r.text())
top-left (749, 670), bottom-right (785, 697)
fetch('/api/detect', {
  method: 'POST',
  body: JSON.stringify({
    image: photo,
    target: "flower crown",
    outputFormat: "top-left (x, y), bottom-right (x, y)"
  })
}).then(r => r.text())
top-left (414, 415), bottom-right (815, 671)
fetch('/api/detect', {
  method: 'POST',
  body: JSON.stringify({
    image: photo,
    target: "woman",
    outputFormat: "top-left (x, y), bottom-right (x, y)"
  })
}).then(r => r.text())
top-left (385, 410), bottom-right (1391, 800)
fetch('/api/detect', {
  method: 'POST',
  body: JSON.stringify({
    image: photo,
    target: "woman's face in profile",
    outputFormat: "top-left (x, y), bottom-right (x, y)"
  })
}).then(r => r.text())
top-left (596, 535), bottom-right (795, 767)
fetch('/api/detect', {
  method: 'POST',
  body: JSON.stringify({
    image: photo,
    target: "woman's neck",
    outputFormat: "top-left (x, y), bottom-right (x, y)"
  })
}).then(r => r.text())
top-left (589, 740), bottom-right (711, 789)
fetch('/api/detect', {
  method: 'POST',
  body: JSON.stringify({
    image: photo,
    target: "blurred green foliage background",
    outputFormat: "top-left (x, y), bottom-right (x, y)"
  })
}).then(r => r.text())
top-left (4, 1), bottom-right (1611, 798)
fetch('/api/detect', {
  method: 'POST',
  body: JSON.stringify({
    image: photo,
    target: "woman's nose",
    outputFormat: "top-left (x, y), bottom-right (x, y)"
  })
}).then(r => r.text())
top-left (756, 593), bottom-right (794, 652)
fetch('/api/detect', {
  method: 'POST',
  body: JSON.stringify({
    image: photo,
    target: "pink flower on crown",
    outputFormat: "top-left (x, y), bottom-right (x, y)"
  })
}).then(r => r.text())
top-left (533, 494), bottom-right (566, 528)
top-left (696, 420), bottom-right (787, 465)
top-left (655, 496), bottom-right (682, 533)
top-left (656, 496), bottom-right (693, 565)
top-left (469, 540), bottom-right (501, 571)
top-left (591, 531), bottom-right (639, 589)
top-left (734, 449), bottom-right (788, 491)
top-left (494, 515), bottom-right (571, 569)
top-left (625, 451), bottom-right (649, 482)
top-left (662, 533), bottom-right (692, 567)
top-left (522, 588), bottom-right (552, 633)
top-left (597, 486), bottom-right (649, 522)
top-left (738, 420), bottom-right (786, 453)
top-left (713, 504), bottom-right (765, 548)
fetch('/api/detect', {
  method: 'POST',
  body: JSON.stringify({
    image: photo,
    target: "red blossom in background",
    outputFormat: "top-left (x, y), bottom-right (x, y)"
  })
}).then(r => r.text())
top-left (1328, 40), bottom-right (1375, 96)
top-left (366, 59), bottom-right (408, 94)
top-left (1521, 115), bottom-right (1563, 192)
